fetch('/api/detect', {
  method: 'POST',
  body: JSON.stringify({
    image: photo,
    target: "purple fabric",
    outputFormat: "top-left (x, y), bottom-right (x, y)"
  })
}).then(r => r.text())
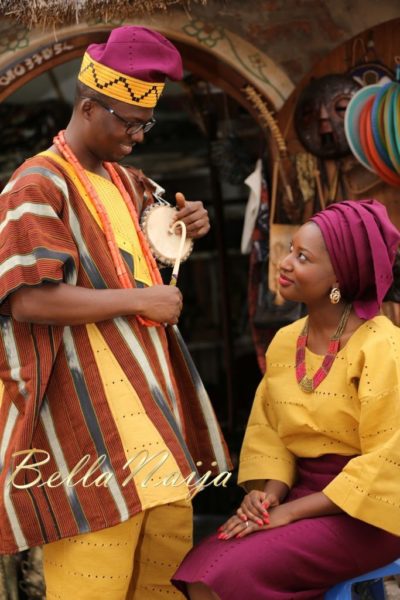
top-left (172, 455), bottom-right (400, 600)
top-left (310, 199), bottom-right (400, 320)
top-left (87, 26), bottom-right (183, 83)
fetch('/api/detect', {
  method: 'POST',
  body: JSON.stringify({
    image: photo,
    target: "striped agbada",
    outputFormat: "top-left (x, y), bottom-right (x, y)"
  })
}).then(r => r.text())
top-left (0, 153), bottom-right (230, 555)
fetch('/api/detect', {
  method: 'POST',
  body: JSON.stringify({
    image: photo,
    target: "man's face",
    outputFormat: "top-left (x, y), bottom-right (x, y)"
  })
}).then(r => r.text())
top-left (84, 96), bottom-right (155, 162)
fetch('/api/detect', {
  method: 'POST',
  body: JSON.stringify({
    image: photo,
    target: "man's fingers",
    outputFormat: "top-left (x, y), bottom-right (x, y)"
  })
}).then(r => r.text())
top-left (174, 200), bottom-right (205, 217)
top-left (185, 219), bottom-right (209, 235)
top-left (195, 224), bottom-right (210, 237)
top-left (175, 192), bottom-right (186, 209)
top-left (174, 207), bottom-right (207, 223)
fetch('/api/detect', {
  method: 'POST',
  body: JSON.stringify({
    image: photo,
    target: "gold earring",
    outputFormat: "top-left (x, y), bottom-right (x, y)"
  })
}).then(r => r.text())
top-left (329, 287), bottom-right (341, 304)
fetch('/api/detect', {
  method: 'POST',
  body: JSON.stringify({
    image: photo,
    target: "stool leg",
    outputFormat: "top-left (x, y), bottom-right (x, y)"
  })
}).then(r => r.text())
top-left (368, 578), bottom-right (386, 599)
top-left (352, 579), bottom-right (386, 600)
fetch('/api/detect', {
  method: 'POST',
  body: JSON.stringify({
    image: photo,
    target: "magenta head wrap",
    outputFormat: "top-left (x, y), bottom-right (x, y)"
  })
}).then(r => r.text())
top-left (310, 200), bottom-right (400, 320)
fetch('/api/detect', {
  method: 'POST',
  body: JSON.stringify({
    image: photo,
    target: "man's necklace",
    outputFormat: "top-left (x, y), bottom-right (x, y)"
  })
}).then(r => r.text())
top-left (295, 303), bottom-right (352, 393)
top-left (53, 130), bottom-right (162, 327)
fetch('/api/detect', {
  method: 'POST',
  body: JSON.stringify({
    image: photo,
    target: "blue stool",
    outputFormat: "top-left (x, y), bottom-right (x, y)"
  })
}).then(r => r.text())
top-left (325, 559), bottom-right (400, 599)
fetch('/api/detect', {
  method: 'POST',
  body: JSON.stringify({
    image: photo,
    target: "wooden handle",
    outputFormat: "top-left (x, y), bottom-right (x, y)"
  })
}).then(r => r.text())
top-left (168, 220), bottom-right (187, 286)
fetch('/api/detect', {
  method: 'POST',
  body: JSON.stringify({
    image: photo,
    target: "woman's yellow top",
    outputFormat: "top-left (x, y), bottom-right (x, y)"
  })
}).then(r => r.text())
top-left (238, 315), bottom-right (400, 535)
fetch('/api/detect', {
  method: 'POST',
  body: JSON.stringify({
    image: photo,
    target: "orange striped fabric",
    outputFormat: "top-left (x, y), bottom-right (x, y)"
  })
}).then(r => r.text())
top-left (0, 154), bottom-right (230, 554)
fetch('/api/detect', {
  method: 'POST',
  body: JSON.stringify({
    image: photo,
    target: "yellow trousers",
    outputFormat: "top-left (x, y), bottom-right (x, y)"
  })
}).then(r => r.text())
top-left (43, 499), bottom-right (192, 599)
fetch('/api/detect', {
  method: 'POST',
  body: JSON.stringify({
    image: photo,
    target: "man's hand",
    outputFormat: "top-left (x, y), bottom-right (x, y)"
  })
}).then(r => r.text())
top-left (136, 285), bottom-right (183, 325)
top-left (174, 192), bottom-right (210, 239)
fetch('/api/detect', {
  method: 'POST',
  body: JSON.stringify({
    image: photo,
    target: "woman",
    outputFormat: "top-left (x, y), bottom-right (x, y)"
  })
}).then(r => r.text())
top-left (172, 199), bottom-right (400, 600)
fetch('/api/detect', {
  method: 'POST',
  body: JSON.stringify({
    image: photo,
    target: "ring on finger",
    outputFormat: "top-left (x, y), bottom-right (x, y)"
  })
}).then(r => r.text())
top-left (244, 520), bottom-right (249, 528)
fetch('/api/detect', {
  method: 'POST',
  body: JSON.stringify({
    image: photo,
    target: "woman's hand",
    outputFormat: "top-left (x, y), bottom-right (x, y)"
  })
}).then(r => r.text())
top-left (236, 490), bottom-right (280, 527)
top-left (218, 514), bottom-right (261, 540)
top-left (217, 504), bottom-right (293, 540)
top-left (217, 491), bottom-right (343, 541)
top-left (263, 504), bottom-right (293, 530)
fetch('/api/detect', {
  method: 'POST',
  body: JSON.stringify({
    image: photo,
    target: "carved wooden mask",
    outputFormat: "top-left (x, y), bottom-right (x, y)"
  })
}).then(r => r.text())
top-left (294, 74), bottom-right (361, 159)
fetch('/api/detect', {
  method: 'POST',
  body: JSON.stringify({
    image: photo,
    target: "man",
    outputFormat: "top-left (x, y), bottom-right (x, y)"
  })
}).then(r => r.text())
top-left (0, 26), bottom-right (230, 599)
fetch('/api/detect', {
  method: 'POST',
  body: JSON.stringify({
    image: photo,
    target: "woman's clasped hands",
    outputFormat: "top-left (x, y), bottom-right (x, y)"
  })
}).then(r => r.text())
top-left (217, 490), bottom-right (292, 540)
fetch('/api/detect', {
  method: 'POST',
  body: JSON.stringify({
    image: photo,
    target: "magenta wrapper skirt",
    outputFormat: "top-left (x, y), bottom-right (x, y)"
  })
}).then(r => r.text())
top-left (172, 455), bottom-right (400, 600)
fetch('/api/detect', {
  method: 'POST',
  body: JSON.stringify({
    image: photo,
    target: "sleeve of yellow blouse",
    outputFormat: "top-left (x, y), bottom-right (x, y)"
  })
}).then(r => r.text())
top-left (323, 327), bottom-right (400, 535)
top-left (237, 374), bottom-right (296, 489)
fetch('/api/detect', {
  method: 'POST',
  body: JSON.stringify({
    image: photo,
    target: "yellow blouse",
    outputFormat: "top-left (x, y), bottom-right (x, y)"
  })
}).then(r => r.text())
top-left (238, 315), bottom-right (400, 535)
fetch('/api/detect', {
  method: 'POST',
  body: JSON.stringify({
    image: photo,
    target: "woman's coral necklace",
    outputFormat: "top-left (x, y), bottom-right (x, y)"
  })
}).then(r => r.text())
top-left (53, 130), bottom-right (162, 327)
top-left (296, 303), bottom-right (352, 393)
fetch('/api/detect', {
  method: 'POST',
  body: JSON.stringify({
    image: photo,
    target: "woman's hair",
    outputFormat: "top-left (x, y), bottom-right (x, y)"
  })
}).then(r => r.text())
top-left (384, 250), bottom-right (400, 302)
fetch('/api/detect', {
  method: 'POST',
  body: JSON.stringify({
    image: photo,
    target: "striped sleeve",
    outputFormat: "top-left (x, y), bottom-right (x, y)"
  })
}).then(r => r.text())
top-left (119, 165), bottom-right (157, 216)
top-left (0, 162), bottom-right (79, 308)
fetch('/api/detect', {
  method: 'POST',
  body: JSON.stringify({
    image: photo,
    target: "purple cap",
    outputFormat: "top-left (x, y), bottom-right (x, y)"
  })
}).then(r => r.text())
top-left (86, 26), bottom-right (183, 83)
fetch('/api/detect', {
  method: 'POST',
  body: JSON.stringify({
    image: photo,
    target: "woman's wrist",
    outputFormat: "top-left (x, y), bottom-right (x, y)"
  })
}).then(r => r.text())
top-left (280, 492), bottom-right (342, 523)
top-left (263, 479), bottom-right (290, 503)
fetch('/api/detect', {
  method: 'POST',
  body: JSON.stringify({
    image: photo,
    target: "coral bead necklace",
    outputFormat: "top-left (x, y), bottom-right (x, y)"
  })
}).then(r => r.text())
top-left (53, 130), bottom-right (162, 327)
top-left (296, 303), bottom-right (352, 393)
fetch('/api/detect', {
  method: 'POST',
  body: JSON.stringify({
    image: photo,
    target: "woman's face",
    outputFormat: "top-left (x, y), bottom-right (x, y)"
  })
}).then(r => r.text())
top-left (278, 222), bottom-right (337, 305)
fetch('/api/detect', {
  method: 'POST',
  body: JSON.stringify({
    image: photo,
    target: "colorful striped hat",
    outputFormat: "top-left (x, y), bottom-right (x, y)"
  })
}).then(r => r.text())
top-left (344, 76), bottom-right (400, 186)
top-left (78, 26), bottom-right (183, 108)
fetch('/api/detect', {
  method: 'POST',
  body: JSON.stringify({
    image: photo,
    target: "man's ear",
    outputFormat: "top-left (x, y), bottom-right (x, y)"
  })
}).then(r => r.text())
top-left (80, 98), bottom-right (95, 120)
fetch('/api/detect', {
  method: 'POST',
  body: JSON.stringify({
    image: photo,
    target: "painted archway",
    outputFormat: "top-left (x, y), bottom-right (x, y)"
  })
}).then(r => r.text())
top-left (0, 14), bottom-right (294, 114)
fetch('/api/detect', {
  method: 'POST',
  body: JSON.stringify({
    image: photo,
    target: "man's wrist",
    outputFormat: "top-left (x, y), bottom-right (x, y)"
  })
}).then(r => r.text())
top-left (127, 287), bottom-right (145, 316)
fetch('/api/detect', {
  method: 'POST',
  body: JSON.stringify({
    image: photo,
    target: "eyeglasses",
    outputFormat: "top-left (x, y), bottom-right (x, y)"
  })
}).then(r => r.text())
top-left (82, 96), bottom-right (156, 135)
